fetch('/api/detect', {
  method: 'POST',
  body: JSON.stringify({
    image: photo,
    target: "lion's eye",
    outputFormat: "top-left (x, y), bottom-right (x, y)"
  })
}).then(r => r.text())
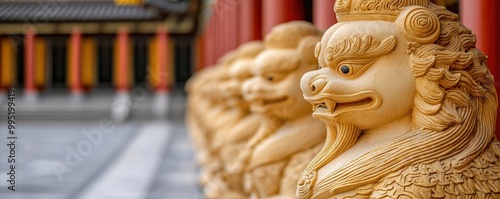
top-left (338, 64), bottom-right (354, 76)
top-left (318, 65), bottom-right (322, 70)
top-left (336, 61), bottom-right (375, 78)
top-left (340, 65), bottom-right (350, 74)
top-left (264, 73), bottom-right (286, 82)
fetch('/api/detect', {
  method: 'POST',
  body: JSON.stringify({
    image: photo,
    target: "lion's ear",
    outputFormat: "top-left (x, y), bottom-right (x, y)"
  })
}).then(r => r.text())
top-left (297, 36), bottom-right (322, 66)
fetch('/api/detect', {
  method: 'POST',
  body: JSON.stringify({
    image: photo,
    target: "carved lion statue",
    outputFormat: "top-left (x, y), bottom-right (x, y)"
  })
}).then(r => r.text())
top-left (185, 50), bottom-right (239, 167)
top-left (298, 0), bottom-right (500, 198)
top-left (201, 41), bottom-right (266, 185)
top-left (205, 21), bottom-right (326, 199)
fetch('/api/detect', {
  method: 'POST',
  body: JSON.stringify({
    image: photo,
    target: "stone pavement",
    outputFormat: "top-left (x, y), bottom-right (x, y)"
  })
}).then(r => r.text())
top-left (146, 118), bottom-right (202, 199)
top-left (0, 88), bottom-right (203, 199)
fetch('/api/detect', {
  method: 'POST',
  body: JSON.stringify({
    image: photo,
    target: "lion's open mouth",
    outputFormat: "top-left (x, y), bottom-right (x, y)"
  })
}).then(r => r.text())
top-left (314, 98), bottom-right (373, 113)
top-left (314, 99), bottom-right (335, 113)
top-left (309, 91), bottom-right (381, 117)
top-left (255, 96), bottom-right (288, 106)
top-left (251, 96), bottom-right (289, 111)
top-left (263, 96), bottom-right (288, 105)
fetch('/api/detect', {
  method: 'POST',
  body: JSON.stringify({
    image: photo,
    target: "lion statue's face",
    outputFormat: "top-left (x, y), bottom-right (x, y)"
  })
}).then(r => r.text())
top-left (301, 21), bottom-right (415, 130)
top-left (217, 60), bottom-right (254, 108)
top-left (242, 49), bottom-right (312, 120)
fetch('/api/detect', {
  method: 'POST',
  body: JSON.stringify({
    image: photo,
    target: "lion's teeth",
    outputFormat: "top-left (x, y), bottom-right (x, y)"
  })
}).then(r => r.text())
top-left (325, 100), bottom-right (336, 113)
top-left (312, 104), bottom-right (316, 112)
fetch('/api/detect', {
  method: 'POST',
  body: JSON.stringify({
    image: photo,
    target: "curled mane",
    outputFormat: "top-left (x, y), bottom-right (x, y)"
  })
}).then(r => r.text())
top-left (410, 4), bottom-right (497, 168)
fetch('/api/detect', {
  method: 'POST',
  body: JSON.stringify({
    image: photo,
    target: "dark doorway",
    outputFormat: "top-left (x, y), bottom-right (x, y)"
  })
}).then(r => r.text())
top-left (51, 36), bottom-right (68, 88)
top-left (133, 35), bottom-right (148, 85)
top-left (14, 35), bottom-right (25, 88)
top-left (97, 36), bottom-right (114, 88)
top-left (172, 35), bottom-right (193, 86)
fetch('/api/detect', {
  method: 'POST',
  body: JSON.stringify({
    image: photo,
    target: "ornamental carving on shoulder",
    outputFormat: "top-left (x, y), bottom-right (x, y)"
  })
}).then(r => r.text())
top-left (297, 0), bottom-right (500, 198)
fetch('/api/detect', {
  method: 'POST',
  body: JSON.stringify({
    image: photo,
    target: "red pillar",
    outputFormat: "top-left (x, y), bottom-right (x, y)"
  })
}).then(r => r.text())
top-left (157, 27), bottom-right (169, 92)
top-left (0, 38), bottom-right (2, 91)
top-left (196, 33), bottom-right (205, 72)
top-left (202, 18), bottom-right (208, 67)
top-left (24, 28), bottom-right (36, 94)
top-left (70, 28), bottom-right (82, 94)
top-left (221, 0), bottom-right (238, 53)
top-left (238, 0), bottom-right (262, 44)
top-left (117, 28), bottom-right (130, 92)
top-left (262, 0), bottom-right (304, 36)
top-left (204, 15), bottom-right (216, 67)
top-left (209, 5), bottom-right (216, 63)
top-left (313, 0), bottom-right (337, 31)
top-left (460, 0), bottom-right (500, 139)
top-left (214, 1), bottom-right (225, 62)
top-left (203, 23), bottom-right (210, 67)
top-left (210, 16), bottom-right (216, 66)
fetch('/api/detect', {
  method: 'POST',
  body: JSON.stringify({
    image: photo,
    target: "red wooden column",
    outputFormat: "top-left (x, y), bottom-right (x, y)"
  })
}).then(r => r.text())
top-left (157, 27), bottom-right (170, 92)
top-left (69, 28), bottom-right (83, 94)
top-left (204, 15), bottom-right (216, 67)
top-left (0, 38), bottom-right (3, 91)
top-left (214, 1), bottom-right (225, 62)
top-left (195, 33), bottom-right (205, 72)
top-left (116, 27), bottom-right (130, 92)
top-left (313, 0), bottom-right (337, 31)
top-left (222, 0), bottom-right (238, 53)
top-left (203, 22), bottom-right (210, 67)
top-left (208, 16), bottom-right (215, 66)
top-left (460, 0), bottom-right (500, 139)
top-left (238, 0), bottom-right (262, 44)
top-left (24, 28), bottom-right (36, 94)
top-left (262, 0), bottom-right (304, 36)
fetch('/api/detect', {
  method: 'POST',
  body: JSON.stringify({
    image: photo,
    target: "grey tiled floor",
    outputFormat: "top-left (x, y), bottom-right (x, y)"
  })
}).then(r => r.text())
top-left (146, 118), bottom-right (202, 199)
top-left (0, 120), bottom-right (140, 199)
top-left (0, 88), bottom-right (202, 199)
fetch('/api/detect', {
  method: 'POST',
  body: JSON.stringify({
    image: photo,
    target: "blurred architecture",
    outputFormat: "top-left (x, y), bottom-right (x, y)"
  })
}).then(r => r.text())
top-left (0, 0), bottom-right (201, 121)
top-left (0, 0), bottom-right (199, 95)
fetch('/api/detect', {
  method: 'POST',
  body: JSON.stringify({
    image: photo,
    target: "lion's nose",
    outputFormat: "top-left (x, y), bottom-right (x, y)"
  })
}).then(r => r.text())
top-left (301, 71), bottom-right (327, 97)
top-left (310, 77), bottom-right (327, 94)
top-left (241, 77), bottom-right (261, 100)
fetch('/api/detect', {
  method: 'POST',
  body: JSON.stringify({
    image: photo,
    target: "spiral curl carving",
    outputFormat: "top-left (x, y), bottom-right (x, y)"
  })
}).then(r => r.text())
top-left (397, 6), bottom-right (440, 44)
